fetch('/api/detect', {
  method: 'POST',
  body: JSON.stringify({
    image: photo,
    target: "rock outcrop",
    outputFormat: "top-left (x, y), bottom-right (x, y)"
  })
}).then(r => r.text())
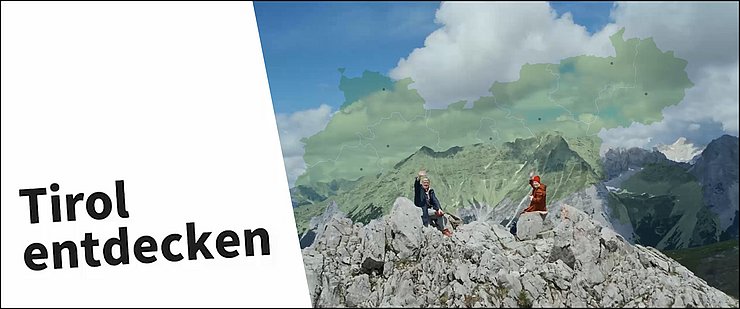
top-left (515, 211), bottom-right (548, 241)
top-left (300, 201), bottom-right (345, 249)
top-left (690, 135), bottom-right (740, 239)
top-left (302, 197), bottom-right (739, 308)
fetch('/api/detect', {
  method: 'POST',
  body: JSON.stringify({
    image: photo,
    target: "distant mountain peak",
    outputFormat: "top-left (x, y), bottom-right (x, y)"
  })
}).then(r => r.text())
top-left (689, 134), bottom-right (739, 237)
top-left (710, 134), bottom-right (740, 147)
top-left (416, 145), bottom-right (464, 158)
top-left (656, 137), bottom-right (703, 163)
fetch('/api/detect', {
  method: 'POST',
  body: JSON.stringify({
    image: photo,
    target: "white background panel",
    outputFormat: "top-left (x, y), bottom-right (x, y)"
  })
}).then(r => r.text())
top-left (1, 2), bottom-right (310, 307)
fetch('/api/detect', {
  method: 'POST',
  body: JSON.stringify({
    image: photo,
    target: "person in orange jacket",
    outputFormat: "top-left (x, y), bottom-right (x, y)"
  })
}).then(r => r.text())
top-left (522, 175), bottom-right (547, 213)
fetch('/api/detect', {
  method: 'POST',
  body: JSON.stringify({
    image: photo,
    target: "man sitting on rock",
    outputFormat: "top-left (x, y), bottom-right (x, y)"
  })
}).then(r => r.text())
top-left (414, 170), bottom-right (453, 237)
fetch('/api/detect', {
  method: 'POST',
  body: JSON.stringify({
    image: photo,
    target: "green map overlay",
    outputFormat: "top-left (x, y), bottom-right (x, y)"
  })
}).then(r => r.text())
top-left (297, 29), bottom-right (692, 186)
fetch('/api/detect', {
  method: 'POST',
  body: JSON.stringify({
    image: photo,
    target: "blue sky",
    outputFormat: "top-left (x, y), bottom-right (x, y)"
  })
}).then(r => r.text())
top-left (255, 2), bottom-right (614, 114)
top-left (550, 1), bottom-right (614, 33)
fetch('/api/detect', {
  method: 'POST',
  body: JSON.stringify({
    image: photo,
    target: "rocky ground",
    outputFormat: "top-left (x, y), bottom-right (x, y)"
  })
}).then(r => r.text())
top-left (302, 197), bottom-right (740, 308)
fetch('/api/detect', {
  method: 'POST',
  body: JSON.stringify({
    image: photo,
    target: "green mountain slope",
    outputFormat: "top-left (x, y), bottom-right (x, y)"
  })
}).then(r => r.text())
top-left (607, 163), bottom-right (721, 250)
top-left (664, 239), bottom-right (739, 299)
top-left (290, 178), bottom-right (361, 208)
top-left (293, 133), bottom-right (602, 235)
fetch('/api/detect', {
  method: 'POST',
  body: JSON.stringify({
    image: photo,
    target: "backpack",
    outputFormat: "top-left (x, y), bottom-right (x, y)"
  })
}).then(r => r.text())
top-left (509, 217), bottom-right (518, 235)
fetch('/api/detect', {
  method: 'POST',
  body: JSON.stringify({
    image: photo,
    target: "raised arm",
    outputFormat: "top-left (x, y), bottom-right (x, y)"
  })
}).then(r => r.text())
top-left (413, 171), bottom-right (425, 207)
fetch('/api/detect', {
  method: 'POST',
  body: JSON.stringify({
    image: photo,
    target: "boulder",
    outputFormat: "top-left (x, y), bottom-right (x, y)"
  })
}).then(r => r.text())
top-left (516, 211), bottom-right (547, 240)
top-left (300, 201), bottom-right (345, 248)
top-left (387, 197), bottom-right (423, 261)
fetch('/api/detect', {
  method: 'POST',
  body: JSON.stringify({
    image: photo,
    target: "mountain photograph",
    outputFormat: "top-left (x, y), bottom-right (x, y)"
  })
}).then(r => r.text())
top-left (256, 2), bottom-right (739, 307)
top-left (294, 133), bottom-right (739, 302)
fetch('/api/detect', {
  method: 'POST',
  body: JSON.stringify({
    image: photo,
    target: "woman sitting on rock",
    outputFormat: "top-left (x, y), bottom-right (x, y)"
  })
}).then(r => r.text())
top-left (522, 175), bottom-right (547, 214)
top-left (510, 175), bottom-right (548, 237)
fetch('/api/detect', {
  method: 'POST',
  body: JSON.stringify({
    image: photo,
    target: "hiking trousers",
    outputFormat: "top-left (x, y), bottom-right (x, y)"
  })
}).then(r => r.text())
top-left (422, 205), bottom-right (446, 231)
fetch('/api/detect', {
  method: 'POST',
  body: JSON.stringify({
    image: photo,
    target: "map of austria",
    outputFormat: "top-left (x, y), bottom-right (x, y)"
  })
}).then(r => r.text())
top-left (297, 29), bottom-right (692, 186)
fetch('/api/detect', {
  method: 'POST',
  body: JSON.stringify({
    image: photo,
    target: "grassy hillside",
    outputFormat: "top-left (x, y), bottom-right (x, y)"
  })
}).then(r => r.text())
top-left (608, 191), bottom-right (681, 247)
top-left (293, 133), bottom-right (602, 235)
top-left (290, 178), bottom-right (361, 208)
top-left (664, 239), bottom-right (739, 299)
top-left (607, 163), bottom-right (721, 250)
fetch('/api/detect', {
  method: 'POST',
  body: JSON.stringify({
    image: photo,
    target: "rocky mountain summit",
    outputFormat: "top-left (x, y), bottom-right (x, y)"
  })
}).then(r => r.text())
top-left (302, 197), bottom-right (739, 308)
top-left (601, 147), bottom-right (674, 180)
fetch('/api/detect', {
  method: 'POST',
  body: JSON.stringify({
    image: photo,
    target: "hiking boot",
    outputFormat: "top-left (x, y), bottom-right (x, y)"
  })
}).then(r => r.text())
top-left (442, 229), bottom-right (453, 237)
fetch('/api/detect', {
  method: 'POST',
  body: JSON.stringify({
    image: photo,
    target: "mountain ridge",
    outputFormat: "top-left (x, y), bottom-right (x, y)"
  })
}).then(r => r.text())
top-left (293, 133), bottom-right (603, 236)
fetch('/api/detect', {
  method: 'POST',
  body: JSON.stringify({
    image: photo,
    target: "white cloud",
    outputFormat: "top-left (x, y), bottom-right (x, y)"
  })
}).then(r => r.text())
top-left (275, 104), bottom-right (334, 186)
top-left (598, 61), bottom-right (737, 153)
top-left (389, 1), bottom-right (619, 108)
top-left (611, 2), bottom-right (739, 76)
top-left (598, 131), bottom-right (654, 156)
top-left (388, 1), bottom-right (738, 151)
top-left (599, 2), bottom-right (739, 150)
top-left (283, 3), bottom-right (739, 183)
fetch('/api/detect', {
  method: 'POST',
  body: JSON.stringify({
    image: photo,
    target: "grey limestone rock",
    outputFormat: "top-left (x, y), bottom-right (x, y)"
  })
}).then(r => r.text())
top-left (516, 211), bottom-right (547, 241)
top-left (302, 197), bottom-right (739, 308)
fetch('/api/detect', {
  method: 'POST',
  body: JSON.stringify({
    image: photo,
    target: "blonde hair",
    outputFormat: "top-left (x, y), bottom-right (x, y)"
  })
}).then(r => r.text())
top-left (420, 177), bottom-right (430, 183)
